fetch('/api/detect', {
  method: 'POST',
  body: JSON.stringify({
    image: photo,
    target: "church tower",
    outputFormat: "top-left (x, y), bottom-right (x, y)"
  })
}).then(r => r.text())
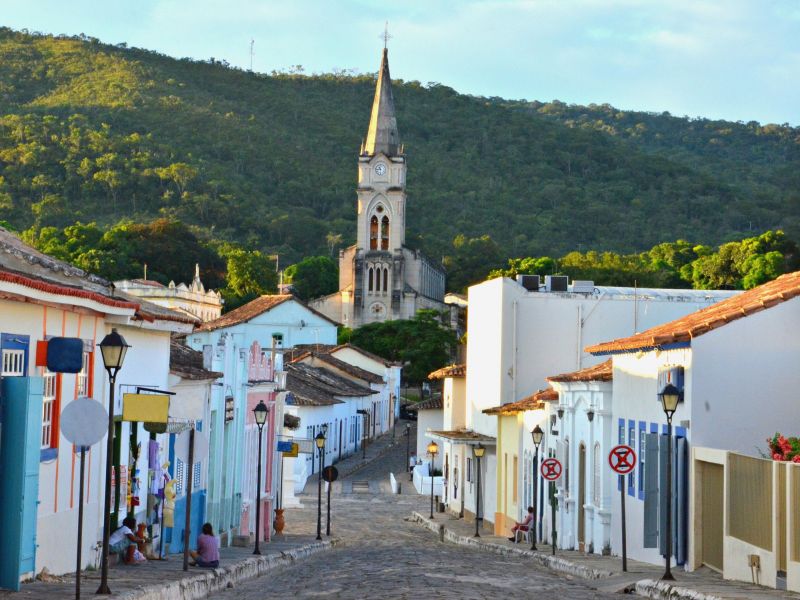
top-left (309, 46), bottom-right (447, 329)
top-left (353, 48), bottom-right (407, 323)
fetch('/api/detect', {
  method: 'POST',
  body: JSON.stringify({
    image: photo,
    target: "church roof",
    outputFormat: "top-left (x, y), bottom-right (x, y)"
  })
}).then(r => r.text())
top-left (364, 48), bottom-right (400, 157)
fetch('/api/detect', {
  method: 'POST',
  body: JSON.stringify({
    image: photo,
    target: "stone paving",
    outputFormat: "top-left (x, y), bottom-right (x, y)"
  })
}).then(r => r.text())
top-left (208, 423), bottom-right (621, 600)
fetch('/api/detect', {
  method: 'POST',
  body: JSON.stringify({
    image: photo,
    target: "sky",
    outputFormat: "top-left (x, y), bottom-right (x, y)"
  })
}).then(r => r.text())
top-left (3, 0), bottom-right (799, 125)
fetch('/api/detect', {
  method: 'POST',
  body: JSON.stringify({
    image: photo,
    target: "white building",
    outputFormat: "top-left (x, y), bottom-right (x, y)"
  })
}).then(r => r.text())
top-left (115, 264), bottom-right (223, 322)
top-left (545, 360), bottom-right (614, 555)
top-left (453, 275), bottom-right (738, 531)
top-left (587, 270), bottom-right (800, 573)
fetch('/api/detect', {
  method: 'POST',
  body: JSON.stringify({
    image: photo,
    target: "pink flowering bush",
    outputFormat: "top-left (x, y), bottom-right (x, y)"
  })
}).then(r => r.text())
top-left (767, 433), bottom-right (800, 462)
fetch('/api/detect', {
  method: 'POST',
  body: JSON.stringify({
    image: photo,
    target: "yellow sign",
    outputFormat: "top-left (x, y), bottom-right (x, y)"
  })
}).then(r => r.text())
top-left (122, 393), bottom-right (170, 423)
top-left (282, 443), bottom-right (299, 457)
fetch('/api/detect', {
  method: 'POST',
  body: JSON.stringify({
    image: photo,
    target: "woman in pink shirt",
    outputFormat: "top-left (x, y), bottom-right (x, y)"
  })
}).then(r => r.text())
top-left (191, 523), bottom-right (220, 568)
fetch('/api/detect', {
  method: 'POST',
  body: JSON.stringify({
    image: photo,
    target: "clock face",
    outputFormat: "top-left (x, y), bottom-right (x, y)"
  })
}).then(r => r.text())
top-left (374, 163), bottom-right (387, 176)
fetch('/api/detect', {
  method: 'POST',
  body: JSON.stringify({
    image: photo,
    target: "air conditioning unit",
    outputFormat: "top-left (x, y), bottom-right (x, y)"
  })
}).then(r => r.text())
top-left (516, 274), bottom-right (540, 291)
top-left (545, 275), bottom-right (569, 292)
top-left (571, 280), bottom-right (595, 294)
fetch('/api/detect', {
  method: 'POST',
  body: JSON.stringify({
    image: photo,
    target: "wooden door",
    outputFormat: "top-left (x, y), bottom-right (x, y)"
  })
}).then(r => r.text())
top-left (701, 462), bottom-right (724, 572)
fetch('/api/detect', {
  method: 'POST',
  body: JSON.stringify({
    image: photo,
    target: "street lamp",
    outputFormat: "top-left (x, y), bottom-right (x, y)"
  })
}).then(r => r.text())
top-left (252, 401), bottom-right (269, 555)
top-left (405, 424), bottom-right (412, 481)
top-left (321, 423), bottom-right (329, 537)
top-left (659, 383), bottom-right (680, 582)
top-left (96, 329), bottom-right (130, 595)
top-left (315, 432), bottom-right (326, 540)
top-left (473, 444), bottom-right (485, 537)
top-left (530, 425), bottom-right (544, 550)
top-left (427, 441), bottom-right (439, 519)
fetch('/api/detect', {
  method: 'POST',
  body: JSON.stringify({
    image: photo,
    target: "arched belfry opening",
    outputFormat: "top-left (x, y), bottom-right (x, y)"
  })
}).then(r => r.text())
top-left (381, 216), bottom-right (390, 250)
top-left (370, 215), bottom-right (379, 250)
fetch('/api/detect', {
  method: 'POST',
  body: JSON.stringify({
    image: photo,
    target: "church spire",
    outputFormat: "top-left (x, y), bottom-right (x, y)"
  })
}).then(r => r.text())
top-left (364, 48), bottom-right (400, 157)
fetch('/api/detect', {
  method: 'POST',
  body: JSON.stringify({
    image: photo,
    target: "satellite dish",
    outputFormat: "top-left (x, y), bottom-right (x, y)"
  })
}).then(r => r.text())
top-left (61, 397), bottom-right (108, 447)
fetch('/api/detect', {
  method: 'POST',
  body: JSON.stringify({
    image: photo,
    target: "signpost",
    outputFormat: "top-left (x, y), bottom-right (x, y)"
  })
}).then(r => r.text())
top-left (322, 466), bottom-right (339, 536)
top-left (60, 397), bottom-right (109, 600)
top-left (540, 458), bottom-right (562, 555)
top-left (608, 444), bottom-right (637, 572)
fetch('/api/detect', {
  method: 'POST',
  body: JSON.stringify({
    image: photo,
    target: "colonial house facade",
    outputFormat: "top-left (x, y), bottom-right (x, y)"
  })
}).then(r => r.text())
top-left (587, 270), bottom-right (800, 574)
top-left (115, 264), bottom-right (223, 322)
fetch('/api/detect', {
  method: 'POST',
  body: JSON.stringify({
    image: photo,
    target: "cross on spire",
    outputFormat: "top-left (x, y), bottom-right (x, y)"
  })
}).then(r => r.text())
top-left (380, 21), bottom-right (392, 49)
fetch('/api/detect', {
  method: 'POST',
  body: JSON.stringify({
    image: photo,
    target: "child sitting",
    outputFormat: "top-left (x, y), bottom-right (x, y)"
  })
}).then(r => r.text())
top-left (109, 516), bottom-right (146, 564)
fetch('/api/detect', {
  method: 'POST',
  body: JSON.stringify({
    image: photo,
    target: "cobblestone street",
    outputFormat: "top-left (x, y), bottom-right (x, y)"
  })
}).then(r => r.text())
top-left (209, 426), bottom-right (618, 599)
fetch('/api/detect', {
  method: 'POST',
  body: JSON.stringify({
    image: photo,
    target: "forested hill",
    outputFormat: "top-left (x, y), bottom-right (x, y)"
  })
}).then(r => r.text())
top-left (1, 27), bottom-right (798, 266)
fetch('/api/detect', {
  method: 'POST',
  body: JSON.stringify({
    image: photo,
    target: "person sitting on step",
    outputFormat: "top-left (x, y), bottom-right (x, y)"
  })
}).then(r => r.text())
top-left (508, 506), bottom-right (534, 542)
top-left (190, 522), bottom-right (220, 568)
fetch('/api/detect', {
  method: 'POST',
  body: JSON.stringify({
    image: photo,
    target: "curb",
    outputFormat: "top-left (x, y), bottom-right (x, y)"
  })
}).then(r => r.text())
top-left (117, 540), bottom-right (337, 600)
top-left (410, 512), bottom-right (614, 581)
top-left (634, 579), bottom-right (724, 600)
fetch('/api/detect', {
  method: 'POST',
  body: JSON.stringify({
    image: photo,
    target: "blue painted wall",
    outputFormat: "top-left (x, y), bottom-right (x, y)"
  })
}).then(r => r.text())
top-left (166, 490), bottom-right (207, 555)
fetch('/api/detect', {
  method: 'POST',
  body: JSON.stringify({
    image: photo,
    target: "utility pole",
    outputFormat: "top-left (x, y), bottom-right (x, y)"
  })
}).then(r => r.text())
top-left (249, 39), bottom-right (255, 71)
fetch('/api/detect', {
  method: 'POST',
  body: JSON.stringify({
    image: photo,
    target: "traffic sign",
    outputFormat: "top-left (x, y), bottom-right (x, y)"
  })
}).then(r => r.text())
top-left (608, 445), bottom-right (637, 474)
top-left (322, 466), bottom-right (339, 483)
top-left (540, 458), bottom-right (562, 481)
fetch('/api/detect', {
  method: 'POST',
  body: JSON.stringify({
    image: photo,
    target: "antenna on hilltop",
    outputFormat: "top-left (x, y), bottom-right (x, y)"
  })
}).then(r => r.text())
top-left (249, 39), bottom-right (255, 71)
top-left (380, 22), bottom-right (392, 49)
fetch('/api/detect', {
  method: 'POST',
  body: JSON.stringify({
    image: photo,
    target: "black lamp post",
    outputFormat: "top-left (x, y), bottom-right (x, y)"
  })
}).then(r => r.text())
top-left (321, 424), bottom-right (330, 537)
top-left (530, 425), bottom-right (544, 550)
top-left (659, 383), bottom-right (680, 582)
top-left (96, 329), bottom-right (130, 595)
top-left (252, 401), bottom-right (269, 555)
top-left (427, 441), bottom-right (439, 519)
top-left (473, 444), bottom-right (485, 537)
top-left (315, 432), bottom-right (326, 540)
top-left (405, 424), bottom-right (412, 481)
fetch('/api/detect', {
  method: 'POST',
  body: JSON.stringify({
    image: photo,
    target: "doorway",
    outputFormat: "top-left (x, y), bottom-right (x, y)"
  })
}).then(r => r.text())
top-left (578, 443), bottom-right (586, 550)
top-left (700, 461), bottom-right (724, 572)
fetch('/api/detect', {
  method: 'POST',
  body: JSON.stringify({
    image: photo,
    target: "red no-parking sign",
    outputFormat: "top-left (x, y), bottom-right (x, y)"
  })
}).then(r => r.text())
top-left (608, 445), bottom-right (637, 474)
top-left (540, 457), bottom-right (562, 481)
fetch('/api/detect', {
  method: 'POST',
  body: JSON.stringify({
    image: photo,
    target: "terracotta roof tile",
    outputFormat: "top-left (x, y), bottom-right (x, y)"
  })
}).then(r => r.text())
top-left (483, 388), bottom-right (557, 415)
top-left (428, 364), bottom-right (466, 380)
top-left (169, 339), bottom-right (222, 380)
top-left (330, 343), bottom-right (401, 367)
top-left (428, 429), bottom-right (495, 443)
top-left (292, 352), bottom-right (385, 385)
top-left (406, 397), bottom-right (443, 411)
top-left (194, 295), bottom-right (293, 331)
top-left (587, 272), bottom-right (800, 355)
top-left (547, 360), bottom-right (613, 383)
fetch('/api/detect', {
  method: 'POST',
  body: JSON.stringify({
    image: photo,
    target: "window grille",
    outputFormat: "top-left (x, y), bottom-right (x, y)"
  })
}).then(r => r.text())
top-left (175, 458), bottom-right (185, 495)
top-left (193, 461), bottom-right (201, 489)
top-left (77, 351), bottom-right (91, 396)
top-left (2, 349), bottom-right (25, 376)
top-left (41, 371), bottom-right (57, 449)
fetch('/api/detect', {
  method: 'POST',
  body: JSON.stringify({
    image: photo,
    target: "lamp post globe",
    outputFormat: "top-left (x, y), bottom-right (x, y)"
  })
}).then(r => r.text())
top-left (427, 441), bottom-right (439, 519)
top-left (96, 329), bottom-right (130, 594)
top-left (659, 383), bottom-right (680, 581)
top-left (530, 425), bottom-right (544, 550)
top-left (315, 432), bottom-right (326, 540)
top-left (252, 400), bottom-right (269, 555)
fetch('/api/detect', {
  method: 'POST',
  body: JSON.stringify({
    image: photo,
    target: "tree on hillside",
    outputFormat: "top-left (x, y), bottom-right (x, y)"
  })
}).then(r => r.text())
top-left (443, 234), bottom-right (505, 292)
top-left (217, 244), bottom-right (278, 310)
top-left (284, 255), bottom-right (338, 301)
top-left (350, 310), bottom-right (457, 395)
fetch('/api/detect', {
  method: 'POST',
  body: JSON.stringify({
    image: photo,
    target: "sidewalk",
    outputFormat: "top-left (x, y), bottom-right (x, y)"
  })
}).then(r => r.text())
top-left (0, 536), bottom-right (333, 600)
top-left (410, 511), bottom-right (800, 600)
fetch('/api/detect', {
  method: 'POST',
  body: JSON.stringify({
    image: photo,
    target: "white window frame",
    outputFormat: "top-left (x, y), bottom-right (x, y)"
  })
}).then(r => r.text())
top-left (77, 351), bottom-right (90, 397)
top-left (41, 371), bottom-right (58, 449)
top-left (1, 349), bottom-right (25, 376)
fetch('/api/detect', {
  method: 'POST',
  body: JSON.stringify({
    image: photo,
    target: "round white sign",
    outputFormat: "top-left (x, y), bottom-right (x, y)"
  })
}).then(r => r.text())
top-left (61, 397), bottom-right (108, 447)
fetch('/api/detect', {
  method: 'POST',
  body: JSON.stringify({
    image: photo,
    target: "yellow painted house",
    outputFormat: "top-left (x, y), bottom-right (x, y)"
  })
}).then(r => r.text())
top-left (483, 388), bottom-right (557, 537)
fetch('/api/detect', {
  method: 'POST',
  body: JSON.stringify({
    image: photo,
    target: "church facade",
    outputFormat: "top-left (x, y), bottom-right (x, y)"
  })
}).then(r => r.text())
top-left (310, 49), bottom-right (447, 329)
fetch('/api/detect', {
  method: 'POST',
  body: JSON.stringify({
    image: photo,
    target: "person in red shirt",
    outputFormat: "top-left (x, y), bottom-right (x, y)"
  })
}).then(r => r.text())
top-left (508, 506), bottom-right (535, 542)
